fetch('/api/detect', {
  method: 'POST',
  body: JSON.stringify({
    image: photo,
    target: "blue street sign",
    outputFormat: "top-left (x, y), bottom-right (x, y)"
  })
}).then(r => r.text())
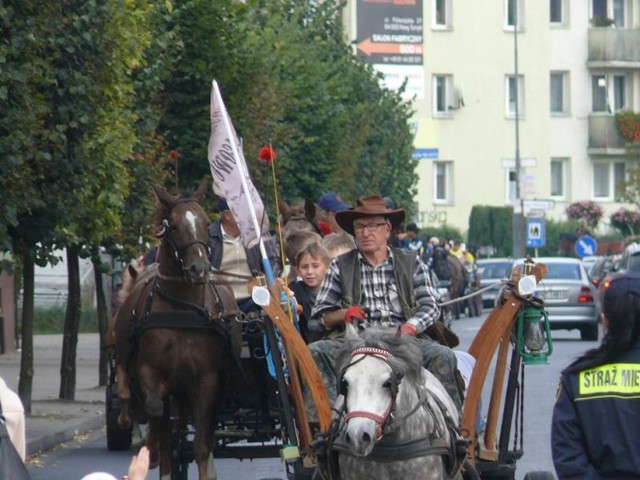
top-left (575, 235), bottom-right (598, 258)
top-left (526, 219), bottom-right (545, 248)
top-left (412, 148), bottom-right (439, 160)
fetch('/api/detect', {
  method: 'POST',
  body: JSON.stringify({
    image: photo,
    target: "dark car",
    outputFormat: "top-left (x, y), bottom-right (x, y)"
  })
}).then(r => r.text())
top-left (598, 243), bottom-right (640, 306)
top-left (476, 258), bottom-right (512, 309)
top-left (507, 257), bottom-right (599, 341)
top-left (588, 254), bottom-right (618, 288)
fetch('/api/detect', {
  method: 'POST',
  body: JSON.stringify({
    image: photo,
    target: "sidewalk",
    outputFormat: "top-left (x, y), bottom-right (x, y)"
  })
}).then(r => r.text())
top-left (0, 334), bottom-right (106, 456)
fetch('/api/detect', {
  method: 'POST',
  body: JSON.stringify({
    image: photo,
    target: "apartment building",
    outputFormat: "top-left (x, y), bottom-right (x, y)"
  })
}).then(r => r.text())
top-left (342, 0), bottom-right (640, 235)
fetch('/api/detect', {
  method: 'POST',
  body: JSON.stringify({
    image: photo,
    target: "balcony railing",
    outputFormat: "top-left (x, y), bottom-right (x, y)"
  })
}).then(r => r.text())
top-left (588, 28), bottom-right (640, 63)
top-left (588, 115), bottom-right (625, 150)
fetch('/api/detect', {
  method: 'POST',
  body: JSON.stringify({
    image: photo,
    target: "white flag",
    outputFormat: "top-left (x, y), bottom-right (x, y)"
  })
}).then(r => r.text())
top-left (207, 81), bottom-right (267, 249)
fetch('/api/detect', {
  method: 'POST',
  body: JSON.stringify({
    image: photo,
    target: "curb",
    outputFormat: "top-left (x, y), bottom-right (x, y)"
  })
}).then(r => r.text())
top-left (27, 416), bottom-right (105, 456)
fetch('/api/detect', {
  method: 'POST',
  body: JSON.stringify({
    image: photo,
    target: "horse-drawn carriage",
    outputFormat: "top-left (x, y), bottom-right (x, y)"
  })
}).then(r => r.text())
top-left (105, 182), bottom-right (555, 480)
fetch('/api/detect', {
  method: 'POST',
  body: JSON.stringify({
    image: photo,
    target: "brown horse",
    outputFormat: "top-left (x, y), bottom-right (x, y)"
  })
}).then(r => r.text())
top-left (113, 178), bottom-right (240, 479)
top-left (429, 248), bottom-right (468, 319)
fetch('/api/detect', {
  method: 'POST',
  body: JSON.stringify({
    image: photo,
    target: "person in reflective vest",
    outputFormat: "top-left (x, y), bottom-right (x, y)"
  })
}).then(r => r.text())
top-left (552, 275), bottom-right (640, 479)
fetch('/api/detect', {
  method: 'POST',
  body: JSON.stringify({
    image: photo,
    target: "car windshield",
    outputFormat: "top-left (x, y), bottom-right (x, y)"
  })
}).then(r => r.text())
top-left (544, 263), bottom-right (582, 280)
top-left (479, 262), bottom-right (510, 278)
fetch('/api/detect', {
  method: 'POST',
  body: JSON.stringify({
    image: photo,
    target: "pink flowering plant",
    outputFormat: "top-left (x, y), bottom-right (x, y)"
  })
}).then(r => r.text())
top-left (610, 208), bottom-right (640, 235)
top-left (565, 200), bottom-right (604, 230)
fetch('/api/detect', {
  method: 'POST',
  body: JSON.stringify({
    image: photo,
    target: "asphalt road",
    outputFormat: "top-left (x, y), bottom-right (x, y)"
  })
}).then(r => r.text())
top-left (26, 310), bottom-right (599, 479)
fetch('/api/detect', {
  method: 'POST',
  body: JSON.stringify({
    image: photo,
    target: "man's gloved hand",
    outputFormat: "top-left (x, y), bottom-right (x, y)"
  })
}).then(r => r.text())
top-left (343, 305), bottom-right (366, 324)
top-left (400, 323), bottom-right (417, 336)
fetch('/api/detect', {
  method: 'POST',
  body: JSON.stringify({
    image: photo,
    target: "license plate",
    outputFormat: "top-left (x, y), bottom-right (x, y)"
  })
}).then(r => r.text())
top-left (539, 289), bottom-right (567, 300)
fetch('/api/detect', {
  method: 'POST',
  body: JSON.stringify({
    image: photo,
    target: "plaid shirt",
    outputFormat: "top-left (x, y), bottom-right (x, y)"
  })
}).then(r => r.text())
top-left (310, 248), bottom-right (440, 334)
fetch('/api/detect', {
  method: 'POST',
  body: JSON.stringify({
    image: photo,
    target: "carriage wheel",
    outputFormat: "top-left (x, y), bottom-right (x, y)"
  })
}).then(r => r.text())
top-left (170, 400), bottom-right (193, 480)
top-left (105, 382), bottom-right (132, 451)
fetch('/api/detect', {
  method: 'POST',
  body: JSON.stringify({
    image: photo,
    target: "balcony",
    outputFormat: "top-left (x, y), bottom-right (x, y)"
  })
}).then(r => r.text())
top-left (588, 28), bottom-right (640, 67)
top-left (588, 115), bottom-right (626, 153)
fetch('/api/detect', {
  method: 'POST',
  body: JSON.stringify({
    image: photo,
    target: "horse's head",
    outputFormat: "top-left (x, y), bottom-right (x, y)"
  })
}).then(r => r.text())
top-left (337, 325), bottom-right (422, 457)
top-left (279, 197), bottom-right (333, 237)
top-left (152, 177), bottom-right (211, 283)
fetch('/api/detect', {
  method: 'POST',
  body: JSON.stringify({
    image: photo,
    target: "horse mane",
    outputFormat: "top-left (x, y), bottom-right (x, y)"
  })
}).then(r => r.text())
top-left (117, 262), bottom-right (159, 307)
top-left (337, 328), bottom-right (424, 384)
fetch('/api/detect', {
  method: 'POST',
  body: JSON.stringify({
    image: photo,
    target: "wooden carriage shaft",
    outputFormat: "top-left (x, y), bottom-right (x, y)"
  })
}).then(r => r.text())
top-left (259, 285), bottom-right (332, 431)
top-left (462, 264), bottom-right (547, 464)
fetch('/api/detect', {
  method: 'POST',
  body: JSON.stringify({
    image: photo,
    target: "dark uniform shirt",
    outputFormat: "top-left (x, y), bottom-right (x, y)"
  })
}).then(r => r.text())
top-left (551, 344), bottom-right (640, 479)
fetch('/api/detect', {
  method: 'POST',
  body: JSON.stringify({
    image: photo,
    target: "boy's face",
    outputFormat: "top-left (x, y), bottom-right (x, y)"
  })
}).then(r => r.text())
top-left (297, 253), bottom-right (328, 289)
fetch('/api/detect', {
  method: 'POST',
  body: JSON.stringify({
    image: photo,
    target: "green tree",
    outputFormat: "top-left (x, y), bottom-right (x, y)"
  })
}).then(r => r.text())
top-left (1, 0), bottom-right (69, 413)
top-left (468, 206), bottom-right (513, 257)
top-left (157, 0), bottom-right (416, 211)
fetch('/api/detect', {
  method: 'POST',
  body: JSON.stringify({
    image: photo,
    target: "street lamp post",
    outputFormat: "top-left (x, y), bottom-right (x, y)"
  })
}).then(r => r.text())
top-left (512, 0), bottom-right (524, 258)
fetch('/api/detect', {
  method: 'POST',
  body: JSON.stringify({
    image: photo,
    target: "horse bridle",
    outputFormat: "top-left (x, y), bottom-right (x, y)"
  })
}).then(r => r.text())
top-left (339, 347), bottom-right (403, 441)
top-left (156, 199), bottom-right (211, 279)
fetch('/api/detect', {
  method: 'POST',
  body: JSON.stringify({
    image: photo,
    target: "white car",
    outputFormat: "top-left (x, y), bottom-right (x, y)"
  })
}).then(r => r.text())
top-left (506, 257), bottom-right (599, 341)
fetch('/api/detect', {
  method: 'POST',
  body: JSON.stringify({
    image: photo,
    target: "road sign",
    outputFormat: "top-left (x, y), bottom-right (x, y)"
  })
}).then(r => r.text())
top-left (526, 209), bottom-right (545, 219)
top-left (575, 235), bottom-right (598, 258)
top-left (523, 199), bottom-right (555, 210)
top-left (526, 219), bottom-right (545, 248)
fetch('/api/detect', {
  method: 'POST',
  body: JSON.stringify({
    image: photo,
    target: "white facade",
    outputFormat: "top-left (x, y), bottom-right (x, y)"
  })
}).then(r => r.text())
top-left (343, 0), bottom-right (640, 236)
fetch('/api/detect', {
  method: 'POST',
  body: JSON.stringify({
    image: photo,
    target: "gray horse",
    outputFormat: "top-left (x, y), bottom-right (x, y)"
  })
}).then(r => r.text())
top-left (332, 325), bottom-right (465, 480)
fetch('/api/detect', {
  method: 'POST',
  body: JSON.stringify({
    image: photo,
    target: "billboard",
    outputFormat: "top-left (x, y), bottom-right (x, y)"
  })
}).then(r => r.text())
top-left (356, 0), bottom-right (424, 98)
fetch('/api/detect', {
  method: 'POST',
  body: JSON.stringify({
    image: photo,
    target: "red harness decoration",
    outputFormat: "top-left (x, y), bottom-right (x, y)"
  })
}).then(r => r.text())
top-left (343, 347), bottom-right (396, 441)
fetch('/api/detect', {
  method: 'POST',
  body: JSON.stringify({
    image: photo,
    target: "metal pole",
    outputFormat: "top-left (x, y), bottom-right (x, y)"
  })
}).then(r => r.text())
top-left (512, 1), bottom-right (524, 258)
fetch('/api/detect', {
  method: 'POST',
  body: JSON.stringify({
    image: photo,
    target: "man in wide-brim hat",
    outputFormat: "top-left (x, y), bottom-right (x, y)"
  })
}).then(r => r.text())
top-left (305, 195), bottom-right (463, 418)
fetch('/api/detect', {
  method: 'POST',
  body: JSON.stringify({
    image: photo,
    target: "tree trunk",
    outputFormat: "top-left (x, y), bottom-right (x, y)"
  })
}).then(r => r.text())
top-left (18, 249), bottom-right (35, 415)
top-left (59, 245), bottom-right (81, 400)
top-left (92, 246), bottom-right (109, 387)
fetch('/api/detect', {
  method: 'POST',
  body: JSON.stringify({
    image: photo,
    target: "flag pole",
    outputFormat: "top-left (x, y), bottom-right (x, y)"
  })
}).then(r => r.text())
top-left (212, 80), bottom-right (275, 285)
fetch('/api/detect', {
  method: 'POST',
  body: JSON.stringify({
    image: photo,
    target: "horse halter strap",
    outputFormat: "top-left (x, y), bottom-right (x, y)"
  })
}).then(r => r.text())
top-left (156, 199), bottom-right (211, 272)
top-left (343, 347), bottom-right (400, 441)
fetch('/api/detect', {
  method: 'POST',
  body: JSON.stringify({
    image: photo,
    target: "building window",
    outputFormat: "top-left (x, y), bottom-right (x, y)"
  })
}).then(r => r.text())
top-left (433, 75), bottom-right (454, 116)
top-left (591, 74), bottom-right (627, 113)
top-left (593, 161), bottom-right (626, 200)
top-left (505, 0), bottom-right (524, 29)
top-left (433, 0), bottom-right (452, 29)
top-left (551, 158), bottom-right (568, 198)
top-left (550, 0), bottom-right (566, 24)
top-left (433, 161), bottom-right (452, 202)
top-left (613, 75), bottom-right (625, 111)
top-left (505, 75), bottom-right (525, 118)
top-left (592, 0), bottom-right (625, 27)
top-left (550, 71), bottom-right (569, 114)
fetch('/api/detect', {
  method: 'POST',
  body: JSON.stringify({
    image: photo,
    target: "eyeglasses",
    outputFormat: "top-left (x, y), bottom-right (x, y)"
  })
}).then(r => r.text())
top-left (353, 222), bottom-right (389, 233)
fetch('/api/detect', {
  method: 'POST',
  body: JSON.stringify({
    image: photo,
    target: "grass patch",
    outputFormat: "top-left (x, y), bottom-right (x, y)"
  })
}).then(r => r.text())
top-left (31, 307), bottom-right (99, 334)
